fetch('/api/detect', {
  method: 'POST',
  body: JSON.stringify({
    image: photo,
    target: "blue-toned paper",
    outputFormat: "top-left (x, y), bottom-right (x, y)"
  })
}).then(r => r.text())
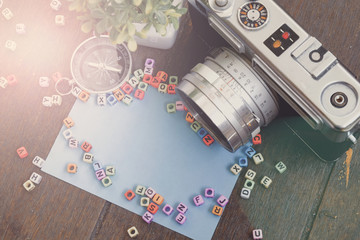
top-left (42, 88), bottom-right (250, 240)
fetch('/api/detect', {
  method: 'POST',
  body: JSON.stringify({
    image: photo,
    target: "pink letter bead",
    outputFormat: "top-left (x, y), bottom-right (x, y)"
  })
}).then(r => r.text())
top-left (16, 147), bottom-right (28, 158)
top-left (95, 169), bottom-right (106, 180)
top-left (175, 213), bottom-right (186, 225)
top-left (217, 195), bottom-right (229, 207)
top-left (6, 74), bottom-right (17, 86)
top-left (145, 187), bottom-right (156, 199)
top-left (162, 204), bottom-right (174, 216)
top-left (204, 188), bottom-right (215, 198)
top-left (81, 141), bottom-right (92, 152)
top-left (176, 203), bottom-right (188, 214)
top-left (175, 101), bottom-right (185, 111)
top-left (142, 211), bottom-right (154, 224)
top-left (193, 195), bottom-right (204, 206)
top-left (253, 229), bottom-right (263, 239)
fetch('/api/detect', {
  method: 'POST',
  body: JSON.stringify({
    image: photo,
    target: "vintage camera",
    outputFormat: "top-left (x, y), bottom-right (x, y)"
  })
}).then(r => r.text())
top-left (177, 0), bottom-right (360, 161)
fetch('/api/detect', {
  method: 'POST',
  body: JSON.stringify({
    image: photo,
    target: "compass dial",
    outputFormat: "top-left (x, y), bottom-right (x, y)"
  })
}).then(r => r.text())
top-left (71, 36), bottom-right (132, 94)
top-left (238, 2), bottom-right (269, 30)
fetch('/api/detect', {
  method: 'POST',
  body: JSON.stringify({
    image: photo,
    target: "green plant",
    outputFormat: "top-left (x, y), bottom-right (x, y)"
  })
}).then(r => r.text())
top-left (68, 0), bottom-right (187, 51)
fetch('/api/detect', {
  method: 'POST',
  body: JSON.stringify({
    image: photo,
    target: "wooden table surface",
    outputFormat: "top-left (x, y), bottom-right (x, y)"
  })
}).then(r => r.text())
top-left (0, 1), bottom-right (359, 239)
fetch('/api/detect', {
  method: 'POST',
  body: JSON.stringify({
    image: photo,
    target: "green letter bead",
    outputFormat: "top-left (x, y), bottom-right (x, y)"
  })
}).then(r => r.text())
top-left (244, 179), bottom-right (255, 190)
top-left (190, 121), bottom-right (202, 132)
top-left (167, 103), bottom-right (176, 113)
top-left (138, 82), bottom-right (149, 91)
top-left (275, 161), bottom-right (287, 173)
top-left (169, 76), bottom-right (178, 85)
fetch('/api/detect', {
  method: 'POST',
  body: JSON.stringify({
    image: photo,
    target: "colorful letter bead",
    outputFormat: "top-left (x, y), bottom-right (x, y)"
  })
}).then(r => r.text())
top-left (68, 138), bottom-right (78, 148)
top-left (78, 91), bottom-right (90, 102)
top-left (6, 74), bottom-right (18, 86)
top-left (230, 163), bottom-right (242, 175)
top-left (55, 15), bottom-right (65, 26)
top-left (167, 103), bottom-right (176, 113)
top-left (5, 40), bottom-right (16, 51)
top-left (197, 128), bottom-right (208, 138)
top-left (107, 94), bottom-right (117, 106)
top-left (128, 76), bottom-right (139, 88)
top-left (260, 176), bottom-right (272, 188)
top-left (147, 202), bottom-right (159, 214)
top-left (127, 226), bottom-right (139, 238)
top-left (205, 188), bottom-right (215, 198)
top-left (42, 96), bottom-right (53, 107)
top-left (252, 134), bottom-right (262, 145)
top-left (101, 177), bottom-right (112, 187)
top-left (93, 162), bottom-right (102, 171)
top-left (245, 169), bottom-right (256, 180)
top-left (121, 82), bottom-right (133, 95)
top-left (23, 180), bottom-right (35, 191)
top-left (176, 203), bottom-right (188, 214)
top-left (125, 189), bottom-right (136, 200)
top-left (158, 83), bottom-right (168, 94)
top-left (0, 77), bottom-right (8, 88)
top-left (240, 187), bottom-right (251, 199)
top-left (203, 134), bottom-right (215, 146)
top-left (81, 141), bottom-right (92, 152)
top-left (238, 157), bottom-right (248, 167)
top-left (71, 86), bottom-right (82, 97)
top-left (142, 74), bottom-right (152, 84)
top-left (175, 213), bottom-right (186, 225)
top-left (67, 163), bottom-right (77, 173)
top-left (253, 229), bottom-right (263, 239)
top-left (245, 147), bottom-right (256, 158)
top-left (140, 197), bottom-right (150, 207)
top-left (97, 94), bottom-right (106, 106)
top-left (2, 8), bottom-right (13, 20)
top-left (134, 69), bottom-right (144, 80)
top-left (113, 89), bottom-right (125, 102)
top-left (122, 95), bottom-right (133, 105)
top-left (32, 156), bottom-right (45, 168)
top-left (39, 77), bottom-right (50, 87)
top-left (145, 187), bottom-right (156, 199)
top-left (144, 66), bottom-right (153, 75)
top-left (212, 205), bottom-right (223, 216)
top-left (50, 0), bottom-right (62, 11)
top-left (253, 153), bottom-right (264, 165)
top-left (16, 23), bottom-right (26, 34)
top-left (95, 169), bottom-right (106, 180)
top-left (190, 121), bottom-right (201, 132)
top-left (217, 195), bottom-right (229, 207)
top-left (83, 153), bottom-right (94, 164)
top-left (150, 77), bottom-right (161, 88)
top-left (156, 71), bottom-right (168, 82)
top-left (153, 194), bottom-right (164, 205)
top-left (135, 185), bottom-right (146, 196)
top-left (142, 211), bottom-right (154, 224)
top-left (275, 161), bottom-right (287, 173)
top-left (62, 129), bottom-right (72, 140)
top-left (105, 166), bottom-right (116, 176)
top-left (16, 147), bottom-right (28, 159)
top-left (244, 179), bottom-right (255, 190)
top-left (175, 101), bottom-right (185, 111)
top-left (134, 89), bottom-right (145, 100)
top-left (138, 82), bottom-right (148, 91)
top-left (169, 76), bottom-right (178, 85)
top-left (162, 204), bottom-right (174, 215)
top-left (193, 195), bottom-right (204, 206)
top-left (30, 172), bottom-right (42, 184)
top-left (167, 84), bottom-right (176, 94)
top-left (52, 95), bottom-right (62, 106)
top-left (63, 117), bottom-right (74, 128)
top-left (145, 58), bottom-right (155, 68)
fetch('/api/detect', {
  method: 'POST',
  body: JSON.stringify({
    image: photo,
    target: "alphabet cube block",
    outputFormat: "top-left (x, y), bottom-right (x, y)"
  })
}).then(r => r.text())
top-left (240, 187), bottom-right (251, 199)
top-left (143, 66), bottom-right (153, 75)
top-left (42, 96), bottom-right (53, 107)
top-left (105, 166), bottom-right (116, 176)
top-left (101, 177), bottom-right (112, 187)
top-left (260, 176), bottom-right (272, 188)
top-left (138, 82), bottom-right (148, 91)
top-left (134, 89), bottom-right (145, 100)
top-left (63, 117), bottom-right (74, 128)
top-left (175, 101), bottom-right (185, 111)
top-left (0, 1), bottom-right (3, 8)
top-left (162, 204), bottom-right (174, 215)
top-left (190, 121), bottom-right (201, 132)
top-left (197, 128), bottom-right (208, 138)
top-left (39, 77), bottom-right (50, 87)
top-left (6, 75), bottom-right (18, 86)
top-left (16, 147), bottom-right (28, 159)
top-left (50, 0), bottom-right (62, 11)
top-left (62, 129), bottom-right (72, 140)
top-left (0, 77), bottom-right (8, 88)
top-left (5, 40), bottom-right (16, 51)
top-left (158, 83), bottom-right (168, 94)
top-left (212, 205), bottom-right (223, 216)
top-left (140, 197), bottom-right (150, 207)
top-left (51, 95), bottom-right (62, 106)
top-left (142, 211), bottom-right (154, 224)
top-left (230, 163), bottom-right (242, 175)
top-left (150, 77), bottom-right (161, 88)
top-left (252, 134), bottom-right (262, 145)
top-left (175, 213), bottom-right (186, 225)
top-left (204, 188), bottom-right (215, 198)
top-left (55, 15), bottom-right (65, 26)
top-left (253, 153), bottom-right (264, 165)
top-left (113, 89), bottom-right (125, 102)
top-left (125, 189), bottom-right (136, 200)
top-left (122, 95), bottom-right (133, 105)
top-left (245, 147), bottom-right (256, 158)
top-left (133, 68), bottom-right (144, 80)
top-left (78, 91), bottom-right (90, 102)
top-left (145, 58), bottom-right (155, 68)
top-left (67, 163), bottom-right (77, 173)
top-left (127, 226), bottom-right (139, 238)
top-left (244, 179), bottom-right (255, 190)
top-left (238, 157), bottom-right (248, 167)
top-left (82, 153), bottom-right (94, 164)
top-left (147, 202), bottom-right (159, 214)
top-left (97, 94), bottom-right (106, 106)
top-left (167, 103), bottom-right (176, 113)
top-left (185, 112), bottom-right (195, 123)
top-left (32, 156), bottom-right (45, 168)
top-left (93, 162), bottom-right (102, 171)
top-left (52, 72), bottom-right (62, 82)
top-left (156, 71), bottom-right (168, 82)
top-left (128, 76), bottom-right (139, 88)
top-left (245, 169), bottom-right (256, 180)
top-left (107, 94), bottom-right (117, 106)
top-left (217, 195), bottom-right (229, 207)
top-left (169, 76), bottom-right (178, 85)
top-left (167, 84), bottom-right (176, 94)
top-left (135, 185), bottom-right (146, 195)
top-left (193, 195), bottom-right (204, 206)
top-left (72, 86), bottom-right (81, 97)
top-left (68, 138), bottom-right (78, 148)
top-left (153, 194), bottom-right (164, 206)
top-left (16, 23), bottom-right (26, 34)
top-left (253, 229), bottom-right (263, 239)
top-left (81, 141), bottom-right (92, 152)
top-left (145, 187), bottom-right (156, 199)
top-left (30, 172), bottom-right (42, 184)
top-left (203, 134), bottom-right (215, 146)
top-left (275, 161), bottom-right (287, 173)
top-left (23, 180), bottom-right (35, 191)
top-left (95, 169), bottom-right (106, 180)
top-left (2, 8), bottom-right (13, 20)
top-left (142, 74), bottom-right (152, 84)
top-left (121, 82), bottom-right (133, 95)
top-left (176, 203), bottom-right (188, 214)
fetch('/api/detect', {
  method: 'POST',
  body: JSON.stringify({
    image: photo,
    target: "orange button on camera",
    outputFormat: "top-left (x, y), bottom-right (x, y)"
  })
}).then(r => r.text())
top-left (273, 40), bottom-right (282, 49)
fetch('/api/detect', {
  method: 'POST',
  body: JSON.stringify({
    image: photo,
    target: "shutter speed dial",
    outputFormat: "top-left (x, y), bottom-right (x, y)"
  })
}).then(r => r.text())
top-left (238, 2), bottom-right (269, 30)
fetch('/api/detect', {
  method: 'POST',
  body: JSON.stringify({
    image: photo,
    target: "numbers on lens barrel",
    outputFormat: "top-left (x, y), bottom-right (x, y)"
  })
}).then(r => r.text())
top-left (238, 2), bottom-right (269, 30)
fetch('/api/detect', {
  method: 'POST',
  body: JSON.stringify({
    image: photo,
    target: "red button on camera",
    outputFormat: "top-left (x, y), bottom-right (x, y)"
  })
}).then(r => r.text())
top-left (282, 32), bottom-right (290, 40)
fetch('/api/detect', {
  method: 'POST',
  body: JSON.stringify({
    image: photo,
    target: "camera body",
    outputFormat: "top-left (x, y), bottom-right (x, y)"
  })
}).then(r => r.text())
top-left (178, 0), bottom-right (360, 157)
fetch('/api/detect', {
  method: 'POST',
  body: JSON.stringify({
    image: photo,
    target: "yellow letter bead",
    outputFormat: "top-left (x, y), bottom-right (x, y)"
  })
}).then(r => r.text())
top-left (113, 89), bottom-right (125, 102)
top-left (167, 103), bottom-right (176, 113)
top-left (79, 91), bottom-right (90, 102)
top-left (212, 205), bottom-right (223, 216)
top-left (260, 176), bottom-right (272, 188)
top-left (23, 180), bottom-right (35, 191)
top-left (101, 177), bottom-right (112, 187)
top-left (153, 193), bottom-right (164, 205)
top-left (29, 172), bottom-right (42, 184)
top-left (135, 185), bottom-right (146, 195)
top-left (245, 169), bottom-right (256, 180)
top-left (105, 166), bottom-right (116, 176)
top-left (140, 197), bottom-right (150, 207)
top-left (230, 163), bottom-right (242, 175)
top-left (83, 153), bottom-right (94, 164)
top-left (67, 163), bottom-right (77, 173)
top-left (63, 117), bottom-right (74, 128)
top-left (253, 153), bottom-right (264, 165)
top-left (127, 226), bottom-right (139, 238)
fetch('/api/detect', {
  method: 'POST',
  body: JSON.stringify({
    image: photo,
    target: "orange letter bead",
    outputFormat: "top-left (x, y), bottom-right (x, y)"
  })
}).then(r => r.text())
top-left (125, 189), bottom-right (136, 201)
top-left (67, 163), bottom-right (77, 173)
top-left (203, 134), bottom-right (215, 146)
top-left (252, 134), bottom-right (262, 145)
top-left (142, 74), bottom-right (153, 84)
top-left (212, 205), bottom-right (223, 216)
top-left (152, 193), bottom-right (164, 205)
top-left (113, 89), bottom-right (125, 102)
top-left (147, 202), bottom-right (159, 214)
top-left (17, 146), bottom-right (28, 159)
top-left (185, 112), bottom-right (195, 123)
top-left (63, 117), bottom-right (74, 128)
top-left (78, 91), bottom-right (90, 102)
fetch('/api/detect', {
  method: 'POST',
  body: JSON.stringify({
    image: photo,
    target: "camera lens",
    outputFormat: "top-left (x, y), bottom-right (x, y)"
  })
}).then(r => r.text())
top-left (177, 48), bottom-right (279, 152)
